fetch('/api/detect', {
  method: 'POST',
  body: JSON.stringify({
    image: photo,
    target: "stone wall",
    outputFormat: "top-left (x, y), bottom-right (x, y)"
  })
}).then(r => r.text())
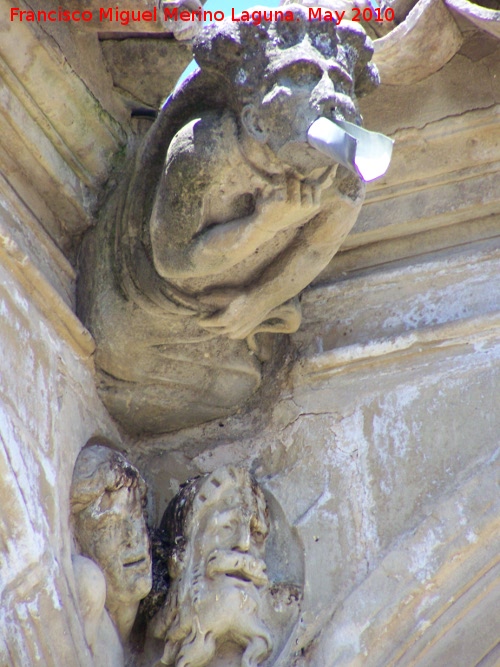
top-left (0, 230), bottom-right (119, 664)
top-left (1, 0), bottom-right (499, 665)
top-left (1, 3), bottom-right (127, 661)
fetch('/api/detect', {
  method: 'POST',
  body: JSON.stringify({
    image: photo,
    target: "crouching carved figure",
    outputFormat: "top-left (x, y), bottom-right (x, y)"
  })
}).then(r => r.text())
top-left (147, 466), bottom-right (300, 667)
top-left (78, 6), bottom-right (379, 433)
top-left (71, 444), bottom-right (152, 665)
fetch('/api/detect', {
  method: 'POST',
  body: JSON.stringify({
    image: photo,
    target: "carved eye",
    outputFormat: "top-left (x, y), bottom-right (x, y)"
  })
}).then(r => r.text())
top-left (252, 529), bottom-right (266, 544)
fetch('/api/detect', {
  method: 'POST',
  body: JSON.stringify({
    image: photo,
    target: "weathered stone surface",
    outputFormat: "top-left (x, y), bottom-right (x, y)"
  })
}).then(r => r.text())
top-left (360, 49), bottom-right (500, 137)
top-left (307, 463), bottom-right (500, 666)
top-left (446, 0), bottom-right (500, 39)
top-left (1, 1), bottom-right (500, 666)
top-left (135, 319), bottom-right (500, 664)
top-left (373, 0), bottom-right (463, 85)
top-left (71, 444), bottom-right (152, 660)
top-left (146, 466), bottom-right (301, 666)
top-left (100, 38), bottom-right (192, 108)
top-left (1, 6), bottom-right (126, 183)
top-left (0, 216), bottom-right (94, 357)
top-left (1, 1), bottom-right (130, 257)
top-left (0, 170), bottom-right (76, 310)
top-left (295, 240), bottom-right (500, 353)
top-left (0, 261), bottom-right (120, 666)
top-left (131, 155), bottom-right (500, 661)
top-left (78, 10), bottom-right (381, 434)
top-left (349, 57), bottom-right (500, 250)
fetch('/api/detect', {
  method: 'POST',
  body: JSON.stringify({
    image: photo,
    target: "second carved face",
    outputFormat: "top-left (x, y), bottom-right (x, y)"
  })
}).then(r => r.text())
top-left (71, 446), bottom-right (152, 608)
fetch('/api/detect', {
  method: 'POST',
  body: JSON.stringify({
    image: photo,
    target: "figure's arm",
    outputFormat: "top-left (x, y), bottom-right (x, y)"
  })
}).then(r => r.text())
top-left (149, 115), bottom-right (328, 281)
top-left (73, 555), bottom-right (107, 649)
top-left (73, 555), bottom-right (125, 665)
top-left (199, 194), bottom-right (362, 339)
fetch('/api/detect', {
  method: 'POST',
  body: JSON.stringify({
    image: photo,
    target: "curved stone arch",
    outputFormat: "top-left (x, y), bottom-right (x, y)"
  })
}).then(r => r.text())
top-left (373, 0), bottom-right (463, 85)
top-left (445, 0), bottom-right (500, 39)
top-left (307, 462), bottom-right (500, 666)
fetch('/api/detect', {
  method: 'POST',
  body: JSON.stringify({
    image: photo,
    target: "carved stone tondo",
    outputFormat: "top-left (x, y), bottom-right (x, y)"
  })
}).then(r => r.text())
top-left (78, 6), bottom-right (379, 433)
top-left (71, 445), bottom-right (152, 662)
top-left (149, 466), bottom-right (292, 667)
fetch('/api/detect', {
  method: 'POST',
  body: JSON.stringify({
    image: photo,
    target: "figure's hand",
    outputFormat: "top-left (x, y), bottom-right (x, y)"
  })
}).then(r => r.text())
top-left (256, 171), bottom-right (332, 235)
top-left (198, 287), bottom-right (244, 311)
top-left (198, 293), bottom-right (271, 340)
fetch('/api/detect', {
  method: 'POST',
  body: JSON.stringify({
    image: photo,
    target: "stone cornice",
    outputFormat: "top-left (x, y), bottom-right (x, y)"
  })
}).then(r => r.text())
top-left (293, 242), bottom-right (500, 384)
top-left (1, 1), bottom-right (130, 253)
top-left (293, 311), bottom-right (500, 385)
top-left (2, 3), bottom-right (126, 182)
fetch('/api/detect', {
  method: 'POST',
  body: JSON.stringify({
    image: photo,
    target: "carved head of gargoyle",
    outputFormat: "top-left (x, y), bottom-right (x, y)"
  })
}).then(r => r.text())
top-left (191, 5), bottom-right (379, 175)
top-left (150, 466), bottom-right (273, 666)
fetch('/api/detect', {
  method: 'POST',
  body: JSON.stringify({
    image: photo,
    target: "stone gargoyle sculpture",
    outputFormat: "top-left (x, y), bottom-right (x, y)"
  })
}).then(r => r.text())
top-left (70, 444), bottom-right (152, 665)
top-left (146, 466), bottom-right (300, 667)
top-left (78, 6), bottom-right (382, 433)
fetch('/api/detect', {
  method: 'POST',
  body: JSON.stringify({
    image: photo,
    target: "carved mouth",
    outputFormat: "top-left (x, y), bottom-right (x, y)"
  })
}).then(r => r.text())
top-left (206, 552), bottom-right (269, 587)
top-left (123, 557), bottom-right (147, 568)
top-left (226, 572), bottom-right (253, 583)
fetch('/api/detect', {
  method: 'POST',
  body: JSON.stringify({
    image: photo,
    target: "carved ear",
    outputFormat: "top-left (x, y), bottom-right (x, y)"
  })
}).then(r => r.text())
top-left (241, 104), bottom-right (268, 143)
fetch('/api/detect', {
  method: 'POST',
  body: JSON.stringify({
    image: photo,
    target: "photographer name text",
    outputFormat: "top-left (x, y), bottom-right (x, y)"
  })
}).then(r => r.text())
top-left (10, 6), bottom-right (395, 27)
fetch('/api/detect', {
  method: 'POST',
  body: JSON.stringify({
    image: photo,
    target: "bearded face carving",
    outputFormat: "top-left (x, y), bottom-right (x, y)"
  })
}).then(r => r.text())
top-left (149, 467), bottom-right (275, 667)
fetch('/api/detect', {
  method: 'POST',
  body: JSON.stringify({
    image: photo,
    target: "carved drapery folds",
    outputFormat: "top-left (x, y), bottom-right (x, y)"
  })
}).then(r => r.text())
top-left (78, 6), bottom-right (380, 433)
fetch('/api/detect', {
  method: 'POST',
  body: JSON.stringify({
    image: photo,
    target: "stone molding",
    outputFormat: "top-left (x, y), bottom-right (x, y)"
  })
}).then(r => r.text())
top-left (294, 311), bottom-right (500, 384)
top-left (308, 463), bottom-right (500, 666)
top-left (1, 5), bottom-right (126, 181)
top-left (0, 220), bottom-right (95, 360)
top-left (294, 242), bottom-right (500, 382)
top-left (0, 169), bottom-right (75, 306)
top-left (352, 106), bottom-right (500, 245)
top-left (1, 1), bottom-right (129, 252)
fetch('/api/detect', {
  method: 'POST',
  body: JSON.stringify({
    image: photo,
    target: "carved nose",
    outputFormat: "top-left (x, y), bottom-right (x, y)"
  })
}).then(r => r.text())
top-left (124, 520), bottom-right (138, 545)
top-left (313, 74), bottom-right (357, 121)
top-left (232, 526), bottom-right (251, 552)
top-left (313, 72), bottom-right (337, 109)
